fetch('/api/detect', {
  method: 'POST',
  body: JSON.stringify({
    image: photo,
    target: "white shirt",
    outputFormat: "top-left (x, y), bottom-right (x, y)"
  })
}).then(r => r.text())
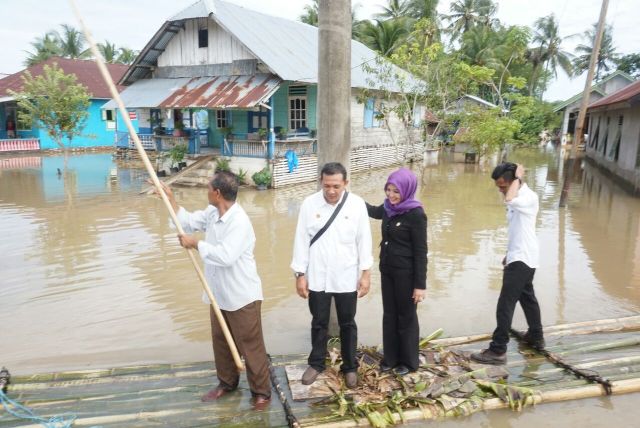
top-left (291, 190), bottom-right (373, 293)
top-left (505, 183), bottom-right (539, 269)
top-left (176, 203), bottom-right (263, 311)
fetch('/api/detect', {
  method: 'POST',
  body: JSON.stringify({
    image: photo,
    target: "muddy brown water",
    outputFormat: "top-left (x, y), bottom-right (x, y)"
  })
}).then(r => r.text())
top-left (1, 147), bottom-right (639, 426)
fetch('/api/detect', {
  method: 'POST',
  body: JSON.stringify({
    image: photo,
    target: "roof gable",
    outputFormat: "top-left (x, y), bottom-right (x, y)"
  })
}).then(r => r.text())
top-left (553, 70), bottom-right (635, 112)
top-left (588, 79), bottom-right (640, 110)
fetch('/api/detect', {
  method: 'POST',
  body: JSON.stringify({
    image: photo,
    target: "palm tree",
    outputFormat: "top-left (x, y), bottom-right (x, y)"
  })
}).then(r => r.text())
top-left (116, 47), bottom-right (138, 65)
top-left (376, 0), bottom-right (411, 20)
top-left (97, 41), bottom-right (118, 63)
top-left (24, 32), bottom-right (61, 66)
top-left (55, 24), bottom-right (89, 59)
top-left (528, 14), bottom-right (574, 96)
top-left (408, 0), bottom-right (440, 21)
top-left (573, 23), bottom-right (618, 81)
top-left (444, 0), bottom-right (497, 42)
top-left (357, 19), bottom-right (410, 57)
top-left (299, 0), bottom-right (319, 26)
top-left (459, 26), bottom-right (502, 70)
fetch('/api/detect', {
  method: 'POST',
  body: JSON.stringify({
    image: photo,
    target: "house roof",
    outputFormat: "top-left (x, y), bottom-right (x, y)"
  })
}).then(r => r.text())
top-left (102, 73), bottom-right (281, 109)
top-left (460, 94), bottom-right (498, 108)
top-left (553, 70), bottom-right (635, 112)
top-left (122, 0), bottom-right (410, 90)
top-left (0, 57), bottom-right (128, 99)
top-left (588, 79), bottom-right (640, 110)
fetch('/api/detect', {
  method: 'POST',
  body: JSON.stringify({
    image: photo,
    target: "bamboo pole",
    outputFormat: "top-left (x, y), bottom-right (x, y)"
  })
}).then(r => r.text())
top-left (69, 0), bottom-right (243, 371)
top-left (313, 378), bottom-right (640, 427)
top-left (430, 315), bottom-right (640, 347)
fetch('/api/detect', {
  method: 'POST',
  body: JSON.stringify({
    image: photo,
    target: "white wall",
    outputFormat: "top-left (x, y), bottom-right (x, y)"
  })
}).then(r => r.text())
top-left (158, 18), bottom-right (256, 67)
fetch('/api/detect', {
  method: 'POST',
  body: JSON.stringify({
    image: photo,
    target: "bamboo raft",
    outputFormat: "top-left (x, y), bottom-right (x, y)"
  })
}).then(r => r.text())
top-left (1, 315), bottom-right (640, 427)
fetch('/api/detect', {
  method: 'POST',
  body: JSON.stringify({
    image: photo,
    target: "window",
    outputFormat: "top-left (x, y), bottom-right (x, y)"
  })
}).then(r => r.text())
top-left (608, 115), bottom-right (623, 161)
top-left (289, 96), bottom-right (306, 131)
top-left (198, 28), bottom-right (208, 48)
top-left (636, 128), bottom-right (640, 169)
top-left (590, 117), bottom-right (600, 148)
top-left (364, 98), bottom-right (384, 128)
top-left (102, 109), bottom-right (116, 130)
top-left (601, 116), bottom-right (610, 155)
top-left (216, 110), bottom-right (228, 128)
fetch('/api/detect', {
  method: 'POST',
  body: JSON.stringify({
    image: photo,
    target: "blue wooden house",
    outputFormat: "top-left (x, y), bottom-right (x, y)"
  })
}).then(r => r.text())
top-left (0, 57), bottom-right (128, 153)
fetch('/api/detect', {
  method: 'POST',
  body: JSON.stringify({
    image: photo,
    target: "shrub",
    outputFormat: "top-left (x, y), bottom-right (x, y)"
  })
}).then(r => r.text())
top-left (215, 157), bottom-right (231, 172)
top-left (251, 167), bottom-right (272, 187)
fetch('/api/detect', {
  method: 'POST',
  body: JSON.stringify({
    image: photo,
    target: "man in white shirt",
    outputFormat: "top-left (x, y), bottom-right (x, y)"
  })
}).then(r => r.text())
top-left (291, 162), bottom-right (373, 389)
top-left (471, 163), bottom-right (544, 365)
top-left (158, 172), bottom-right (271, 409)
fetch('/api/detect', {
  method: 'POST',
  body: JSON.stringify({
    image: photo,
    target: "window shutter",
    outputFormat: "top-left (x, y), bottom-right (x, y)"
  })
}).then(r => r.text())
top-left (364, 98), bottom-right (374, 128)
top-left (101, 109), bottom-right (107, 121)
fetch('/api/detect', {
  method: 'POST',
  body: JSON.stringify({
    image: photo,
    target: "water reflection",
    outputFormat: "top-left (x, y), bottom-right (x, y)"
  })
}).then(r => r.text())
top-left (0, 150), bottom-right (639, 377)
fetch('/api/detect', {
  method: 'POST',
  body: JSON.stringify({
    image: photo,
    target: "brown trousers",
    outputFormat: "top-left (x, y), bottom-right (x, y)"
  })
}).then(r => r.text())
top-left (210, 301), bottom-right (271, 397)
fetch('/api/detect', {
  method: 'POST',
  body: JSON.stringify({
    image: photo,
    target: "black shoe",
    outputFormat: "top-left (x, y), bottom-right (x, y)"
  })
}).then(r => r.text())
top-left (523, 331), bottom-right (546, 349)
top-left (393, 365), bottom-right (410, 376)
top-left (379, 363), bottom-right (393, 373)
top-left (470, 349), bottom-right (507, 365)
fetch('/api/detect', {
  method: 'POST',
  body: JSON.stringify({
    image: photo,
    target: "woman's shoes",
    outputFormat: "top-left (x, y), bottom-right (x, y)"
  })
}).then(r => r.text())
top-left (393, 365), bottom-right (410, 376)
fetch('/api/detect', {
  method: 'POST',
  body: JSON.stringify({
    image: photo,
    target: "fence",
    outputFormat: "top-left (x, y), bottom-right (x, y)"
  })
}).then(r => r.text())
top-left (0, 138), bottom-right (40, 152)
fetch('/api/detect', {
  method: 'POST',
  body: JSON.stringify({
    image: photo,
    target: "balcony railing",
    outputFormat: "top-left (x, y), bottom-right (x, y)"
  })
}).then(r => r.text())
top-left (222, 136), bottom-right (317, 159)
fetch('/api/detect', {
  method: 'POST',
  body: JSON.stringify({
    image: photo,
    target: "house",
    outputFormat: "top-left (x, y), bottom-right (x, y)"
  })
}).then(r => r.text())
top-left (105, 0), bottom-right (426, 186)
top-left (0, 57), bottom-right (128, 152)
top-left (584, 79), bottom-right (640, 194)
top-left (554, 71), bottom-right (635, 145)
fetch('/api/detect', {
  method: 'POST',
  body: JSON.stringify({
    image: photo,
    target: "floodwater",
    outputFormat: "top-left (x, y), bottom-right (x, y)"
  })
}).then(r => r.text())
top-left (1, 147), bottom-right (639, 426)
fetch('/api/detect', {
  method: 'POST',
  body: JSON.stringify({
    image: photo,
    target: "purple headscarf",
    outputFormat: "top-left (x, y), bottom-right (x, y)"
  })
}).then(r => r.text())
top-left (383, 168), bottom-right (423, 218)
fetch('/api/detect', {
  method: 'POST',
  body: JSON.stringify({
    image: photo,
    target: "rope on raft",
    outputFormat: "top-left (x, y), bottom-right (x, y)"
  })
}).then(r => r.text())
top-left (510, 329), bottom-right (614, 395)
top-left (267, 355), bottom-right (301, 428)
top-left (1, 366), bottom-right (77, 428)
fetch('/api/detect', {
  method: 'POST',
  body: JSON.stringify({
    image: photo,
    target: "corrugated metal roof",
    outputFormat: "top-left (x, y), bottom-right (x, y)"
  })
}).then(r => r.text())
top-left (588, 79), bottom-right (640, 110)
top-left (103, 73), bottom-right (281, 109)
top-left (0, 57), bottom-right (128, 98)
top-left (122, 0), bottom-right (410, 90)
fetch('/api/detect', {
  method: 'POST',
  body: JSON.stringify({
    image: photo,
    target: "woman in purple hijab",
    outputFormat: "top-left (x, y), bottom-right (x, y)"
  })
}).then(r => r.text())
top-left (366, 168), bottom-right (428, 375)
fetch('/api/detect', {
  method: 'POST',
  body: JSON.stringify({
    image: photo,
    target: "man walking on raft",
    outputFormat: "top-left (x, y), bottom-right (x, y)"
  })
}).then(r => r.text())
top-left (471, 163), bottom-right (544, 365)
top-left (156, 172), bottom-right (271, 410)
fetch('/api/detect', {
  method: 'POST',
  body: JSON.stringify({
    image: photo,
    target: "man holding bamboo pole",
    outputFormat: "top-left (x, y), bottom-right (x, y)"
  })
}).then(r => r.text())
top-left (471, 163), bottom-right (544, 365)
top-left (156, 172), bottom-right (271, 409)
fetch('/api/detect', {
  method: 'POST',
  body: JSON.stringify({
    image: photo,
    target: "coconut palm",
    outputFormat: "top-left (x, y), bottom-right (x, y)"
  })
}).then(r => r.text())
top-left (376, 0), bottom-right (411, 20)
top-left (444, 0), bottom-right (497, 42)
top-left (459, 25), bottom-right (502, 70)
top-left (116, 48), bottom-right (138, 65)
top-left (528, 14), bottom-right (574, 96)
top-left (408, 0), bottom-right (440, 21)
top-left (357, 18), bottom-right (411, 57)
top-left (55, 24), bottom-right (89, 59)
top-left (24, 32), bottom-right (62, 66)
top-left (299, 0), bottom-right (319, 26)
top-left (573, 23), bottom-right (618, 81)
top-left (97, 41), bottom-right (118, 63)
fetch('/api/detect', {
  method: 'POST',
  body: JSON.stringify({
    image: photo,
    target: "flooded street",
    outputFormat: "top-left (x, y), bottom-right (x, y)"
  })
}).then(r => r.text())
top-left (1, 148), bottom-right (639, 426)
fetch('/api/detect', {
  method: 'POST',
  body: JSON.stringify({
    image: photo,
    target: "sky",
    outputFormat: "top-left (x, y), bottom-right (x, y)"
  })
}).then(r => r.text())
top-left (0, 0), bottom-right (637, 102)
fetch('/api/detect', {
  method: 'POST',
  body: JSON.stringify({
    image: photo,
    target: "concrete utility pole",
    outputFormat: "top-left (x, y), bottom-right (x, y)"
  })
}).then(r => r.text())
top-left (559, 0), bottom-right (609, 207)
top-left (318, 0), bottom-right (352, 336)
top-left (317, 0), bottom-right (352, 174)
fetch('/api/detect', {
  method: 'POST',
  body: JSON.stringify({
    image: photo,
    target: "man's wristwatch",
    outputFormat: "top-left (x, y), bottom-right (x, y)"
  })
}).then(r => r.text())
top-left (294, 272), bottom-right (305, 278)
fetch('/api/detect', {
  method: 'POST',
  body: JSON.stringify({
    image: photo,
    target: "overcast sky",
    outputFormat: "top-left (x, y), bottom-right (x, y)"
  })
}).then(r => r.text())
top-left (0, 0), bottom-right (637, 101)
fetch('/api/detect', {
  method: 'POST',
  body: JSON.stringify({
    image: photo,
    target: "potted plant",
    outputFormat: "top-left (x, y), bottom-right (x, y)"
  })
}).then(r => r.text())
top-left (221, 125), bottom-right (234, 141)
top-left (278, 127), bottom-right (288, 140)
top-left (251, 167), bottom-right (272, 190)
top-left (151, 115), bottom-right (165, 135)
top-left (169, 144), bottom-right (188, 173)
top-left (173, 120), bottom-right (185, 137)
top-left (257, 127), bottom-right (268, 141)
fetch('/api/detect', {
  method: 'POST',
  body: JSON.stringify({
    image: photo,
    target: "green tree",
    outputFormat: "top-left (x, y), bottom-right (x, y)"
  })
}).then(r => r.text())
top-left (506, 93), bottom-right (560, 145)
top-left (97, 41), bottom-right (118, 63)
top-left (444, 0), bottom-right (497, 43)
top-left (616, 53), bottom-right (640, 78)
top-left (24, 32), bottom-right (62, 66)
top-left (357, 18), bottom-right (411, 57)
top-left (116, 47), bottom-right (138, 65)
top-left (299, 0), bottom-right (319, 26)
top-left (456, 107), bottom-right (520, 157)
top-left (408, 0), bottom-right (440, 21)
top-left (9, 64), bottom-right (91, 151)
top-left (528, 14), bottom-right (573, 96)
top-left (56, 24), bottom-right (89, 59)
top-left (573, 23), bottom-right (618, 81)
top-left (376, 0), bottom-right (411, 20)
